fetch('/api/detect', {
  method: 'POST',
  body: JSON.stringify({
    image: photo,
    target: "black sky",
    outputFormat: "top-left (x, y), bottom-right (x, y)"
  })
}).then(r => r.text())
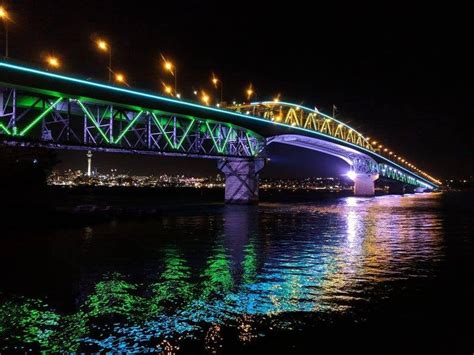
top-left (3, 1), bottom-right (473, 178)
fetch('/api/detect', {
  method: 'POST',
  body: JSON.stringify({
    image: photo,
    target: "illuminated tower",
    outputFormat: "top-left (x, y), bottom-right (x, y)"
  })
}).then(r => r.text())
top-left (86, 150), bottom-right (93, 176)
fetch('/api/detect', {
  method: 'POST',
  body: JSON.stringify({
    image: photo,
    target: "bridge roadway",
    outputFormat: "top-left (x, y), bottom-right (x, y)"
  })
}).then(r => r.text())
top-left (0, 61), bottom-right (438, 204)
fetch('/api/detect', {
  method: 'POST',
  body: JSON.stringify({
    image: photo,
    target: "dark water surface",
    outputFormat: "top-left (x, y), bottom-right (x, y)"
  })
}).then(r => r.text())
top-left (0, 192), bottom-right (473, 353)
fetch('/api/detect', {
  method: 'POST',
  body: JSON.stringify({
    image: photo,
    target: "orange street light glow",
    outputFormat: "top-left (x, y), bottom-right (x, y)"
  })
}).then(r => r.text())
top-left (115, 73), bottom-right (125, 82)
top-left (46, 56), bottom-right (60, 68)
top-left (0, 7), bottom-right (8, 19)
top-left (96, 40), bottom-right (108, 51)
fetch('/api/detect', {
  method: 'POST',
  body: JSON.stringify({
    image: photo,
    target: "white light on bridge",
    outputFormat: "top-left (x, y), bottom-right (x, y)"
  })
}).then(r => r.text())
top-left (346, 170), bottom-right (357, 181)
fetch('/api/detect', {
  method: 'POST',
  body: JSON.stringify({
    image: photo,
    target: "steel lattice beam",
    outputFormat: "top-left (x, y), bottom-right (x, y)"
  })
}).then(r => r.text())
top-left (0, 87), bottom-right (266, 159)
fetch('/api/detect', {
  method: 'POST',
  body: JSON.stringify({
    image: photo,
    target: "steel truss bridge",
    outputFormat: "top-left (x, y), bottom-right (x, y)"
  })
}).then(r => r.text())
top-left (0, 61), bottom-right (438, 202)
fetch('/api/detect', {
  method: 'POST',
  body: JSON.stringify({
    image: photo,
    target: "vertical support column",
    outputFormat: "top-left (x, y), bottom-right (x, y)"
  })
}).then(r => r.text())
top-left (353, 173), bottom-right (378, 196)
top-left (217, 158), bottom-right (265, 204)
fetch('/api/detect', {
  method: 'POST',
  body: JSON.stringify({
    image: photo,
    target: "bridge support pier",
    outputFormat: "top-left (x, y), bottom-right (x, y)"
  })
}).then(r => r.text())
top-left (354, 174), bottom-right (378, 196)
top-left (414, 187), bottom-right (426, 193)
top-left (218, 158), bottom-right (265, 204)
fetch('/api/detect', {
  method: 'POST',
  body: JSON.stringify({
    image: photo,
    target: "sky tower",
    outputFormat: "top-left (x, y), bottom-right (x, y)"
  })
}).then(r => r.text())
top-left (86, 150), bottom-right (93, 176)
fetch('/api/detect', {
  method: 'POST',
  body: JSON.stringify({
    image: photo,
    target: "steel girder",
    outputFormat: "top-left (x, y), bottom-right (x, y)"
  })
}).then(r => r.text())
top-left (349, 155), bottom-right (430, 188)
top-left (0, 87), bottom-right (265, 159)
top-left (227, 102), bottom-right (374, 152)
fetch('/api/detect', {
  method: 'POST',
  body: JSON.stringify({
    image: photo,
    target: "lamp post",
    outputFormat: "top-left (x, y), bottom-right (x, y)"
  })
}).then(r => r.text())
top-left (246, 84), bottom-right (254, 101)
top-left (0, 6), bottom-right (9, 59)
top-left (96, 39), bottom-right (112, 82)
top-left (212, 74), bottom-right (223, 104)
top-left (162, 56), bottom-right (177, 94)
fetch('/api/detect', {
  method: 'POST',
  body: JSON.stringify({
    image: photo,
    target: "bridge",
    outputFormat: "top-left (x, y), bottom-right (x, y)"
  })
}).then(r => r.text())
top-left (0, 61), bottom-right (439, 203)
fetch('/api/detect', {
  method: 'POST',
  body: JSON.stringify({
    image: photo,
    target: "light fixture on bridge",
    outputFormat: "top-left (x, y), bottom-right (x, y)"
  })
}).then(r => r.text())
top-left (346, 170), bottom-right (357, 181)
top-left (46, 55), bottom-right (60, 69)
top-left (95, 38), bottom-right (112, 82)
top-left (246, 84), bottom-right (254, 101)
top-left (201, 91), bottom-right (210, 105)
top-left (161, 54), bottom-right (177, 93)
top-left (211, 73), bottom-right (223, 103)
top-left (163, 84), bottom-right (173, 95)
top-left (114, 72), bottom-right (130, 87)
top-left (0, 6), bottom-right (10, 58)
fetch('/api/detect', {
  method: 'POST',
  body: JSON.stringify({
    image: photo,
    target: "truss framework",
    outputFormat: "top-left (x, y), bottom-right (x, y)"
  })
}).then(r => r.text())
top-left (228, 102), bottom-right (374, 151)
top-left (350, 155), bottom-right (426, 187)
top-left (0, 88), bottom-right (265, 159)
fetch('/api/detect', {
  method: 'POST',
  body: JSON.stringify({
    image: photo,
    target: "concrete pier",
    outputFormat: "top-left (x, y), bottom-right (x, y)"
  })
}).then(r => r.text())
top-left (217, 158), bottom-right (265, 204)
top-left (354, 173), bottom-right (378, 196)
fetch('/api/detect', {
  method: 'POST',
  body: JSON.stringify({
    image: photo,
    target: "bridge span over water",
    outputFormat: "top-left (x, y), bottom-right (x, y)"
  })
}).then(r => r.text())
top-left (0, 61), bottom-right (438, 203)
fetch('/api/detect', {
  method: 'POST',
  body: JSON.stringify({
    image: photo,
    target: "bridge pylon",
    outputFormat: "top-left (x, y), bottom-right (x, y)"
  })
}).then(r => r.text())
top-left (353, 173), bottom-right (378, 196)
top-left (218, 158), bottom-right (265, 204)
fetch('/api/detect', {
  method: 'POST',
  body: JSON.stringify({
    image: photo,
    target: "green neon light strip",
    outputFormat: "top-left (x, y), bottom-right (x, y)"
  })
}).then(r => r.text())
top-left (219, 126), bottom-right (233, 153)
top-left (205, 121), bottom-right (223, 153)
top-left (77, 100), bottom-right (110, 143)
top-left (0, 122), bottom-right (11, 135)
top-left (151, 113), bottom-right (176, 149)
top-left (19, 97), bottom-right (63, 136)
top-left (114, 111), bottom-right (144, 144)
top-left (246, 132), bottom-right (255, 156)
top-left (0, 62), bottom-right (436, 188)
top-left (175, 119), bottom-right (195, 150)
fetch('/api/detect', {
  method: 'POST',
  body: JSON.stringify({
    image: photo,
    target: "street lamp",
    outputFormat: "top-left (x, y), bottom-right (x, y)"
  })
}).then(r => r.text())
top-left (162, 55), bottom-right (177, 93)
top-left (201, 91), bottom-right (210, 105)
top-left (211, 73), bottom-right (223, 104)
top-left (246, 84), bottom-right (254, 101)
top-left (162, 82), bottom-right (173, 95)
top-left (0, 6), bottom-right (9, 58)
top-left (95, 38), bottom-right (112, 82)
top-left (46, 55), bottom-right (60, 69)
top-left (115, 72), bottom-right (130, 87)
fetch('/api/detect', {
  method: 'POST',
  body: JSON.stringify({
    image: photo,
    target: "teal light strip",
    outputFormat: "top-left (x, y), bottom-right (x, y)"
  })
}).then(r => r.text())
top-left (0, 61), bottom-right (436, 188)
top-left (175, 119), bottom-right (195, 150)
top-left (151, 113), bottom-right (176, 149)
top-left (77, 100), bottom-right (110, 143)
top-left (19, 97), bottom-right (63, 136)
top-left (114, 111), bottom-right (144, 144)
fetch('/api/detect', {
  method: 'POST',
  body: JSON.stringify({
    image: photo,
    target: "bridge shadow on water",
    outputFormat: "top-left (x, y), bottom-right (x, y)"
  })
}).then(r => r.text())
top-left (0, 189), bottom-right (472, 354)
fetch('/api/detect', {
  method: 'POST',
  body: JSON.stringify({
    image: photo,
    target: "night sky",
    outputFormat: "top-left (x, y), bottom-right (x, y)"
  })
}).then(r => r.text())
top-left (3, 1), bottom-right (473, 178)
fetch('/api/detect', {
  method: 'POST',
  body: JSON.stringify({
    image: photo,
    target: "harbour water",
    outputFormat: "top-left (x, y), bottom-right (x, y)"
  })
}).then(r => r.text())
top-left (0, 191), bottom-right (472, 353)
